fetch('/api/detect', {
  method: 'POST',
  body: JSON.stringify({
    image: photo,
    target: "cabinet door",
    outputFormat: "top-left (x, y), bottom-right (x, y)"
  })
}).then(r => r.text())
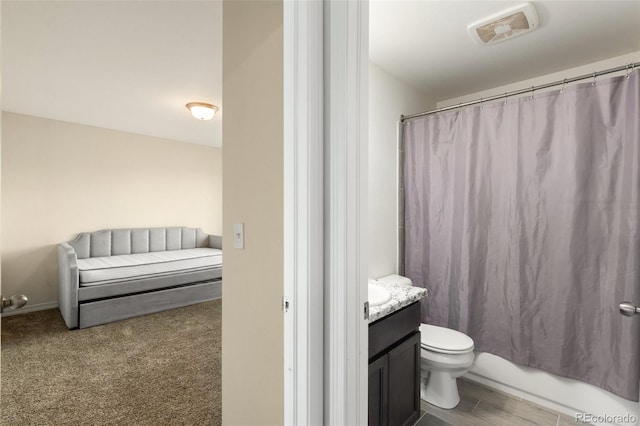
top-left (388, 331), bottom-right (421, 426)
top-left (368, 354), bottom-right (389, 426)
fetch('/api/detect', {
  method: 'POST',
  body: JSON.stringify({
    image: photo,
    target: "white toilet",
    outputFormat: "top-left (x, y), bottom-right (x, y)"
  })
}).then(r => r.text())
top-left (374, 274), bottom-right (475, 409)
top-left (419, 323), bottom-right (475, 409)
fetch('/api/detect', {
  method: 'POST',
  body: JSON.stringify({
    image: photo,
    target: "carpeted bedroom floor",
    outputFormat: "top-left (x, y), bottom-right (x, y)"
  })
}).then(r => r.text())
top-left (1, 300), bottom-right (221, 425)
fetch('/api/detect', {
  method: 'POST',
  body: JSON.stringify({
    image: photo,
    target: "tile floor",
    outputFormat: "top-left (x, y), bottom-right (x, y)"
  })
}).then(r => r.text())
top-left (415, 378), bottom-right (589, 426)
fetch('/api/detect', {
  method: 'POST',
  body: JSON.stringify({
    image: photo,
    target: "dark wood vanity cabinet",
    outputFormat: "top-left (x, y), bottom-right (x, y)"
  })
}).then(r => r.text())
top-left (368, 302), bottom-right (421, 426)
top-left (369, 352), bottom-right (389, 426)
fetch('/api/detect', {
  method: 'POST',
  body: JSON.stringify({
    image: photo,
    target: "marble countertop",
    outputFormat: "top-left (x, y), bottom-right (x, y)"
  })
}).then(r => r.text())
top-left (368, 282), bottom-right (428, 323)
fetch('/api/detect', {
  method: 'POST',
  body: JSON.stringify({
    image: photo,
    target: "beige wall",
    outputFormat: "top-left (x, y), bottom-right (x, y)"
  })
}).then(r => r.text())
top-left (1, 112), bottom-right (222, 308)
top-left (368, 62), bottom-right (435, 279)
top-left (0, 117), bottom-right (2, 342)
top-left (222, 0), bottom-right (283, 424)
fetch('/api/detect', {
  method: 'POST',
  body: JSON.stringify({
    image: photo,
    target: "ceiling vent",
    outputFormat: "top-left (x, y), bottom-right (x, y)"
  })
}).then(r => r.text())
top-left (468, 3), bottom-right (538, 45)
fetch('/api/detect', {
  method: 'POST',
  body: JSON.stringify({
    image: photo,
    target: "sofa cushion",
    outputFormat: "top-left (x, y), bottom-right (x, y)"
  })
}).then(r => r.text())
top-left (112, 229), bottom-right (132, 255)
top-left (90, 229), bottom-right (112, 258)
top-left (166, 228), bottom-right (182, 251)
top-left (149, 228), bottom-right (167, 252)
top-left (77, 248), bottom-right (222, 286)
top-left (131, 229), bottom-right (150, 253)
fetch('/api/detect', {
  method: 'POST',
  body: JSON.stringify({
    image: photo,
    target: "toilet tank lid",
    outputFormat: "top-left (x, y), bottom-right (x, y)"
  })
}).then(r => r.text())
top-left (419, 324), bottom-right (474, 353)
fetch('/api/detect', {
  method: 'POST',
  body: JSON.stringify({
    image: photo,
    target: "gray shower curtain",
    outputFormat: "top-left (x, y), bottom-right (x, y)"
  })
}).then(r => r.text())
top-left (403, 70), bottom-right (640, 401)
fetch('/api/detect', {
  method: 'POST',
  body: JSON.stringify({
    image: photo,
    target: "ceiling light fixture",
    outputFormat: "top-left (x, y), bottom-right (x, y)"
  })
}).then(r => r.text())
top-left (186, 102), bottom-right (218, 120)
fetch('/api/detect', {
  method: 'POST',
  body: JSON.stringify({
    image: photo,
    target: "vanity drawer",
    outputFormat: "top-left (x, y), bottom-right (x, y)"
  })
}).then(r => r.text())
top-left (369, 301), bottom-right (420, 359)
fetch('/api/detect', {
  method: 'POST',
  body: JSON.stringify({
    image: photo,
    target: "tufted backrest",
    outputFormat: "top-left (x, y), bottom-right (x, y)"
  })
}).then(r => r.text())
top-left (68, 227), bottom-right (209, 259)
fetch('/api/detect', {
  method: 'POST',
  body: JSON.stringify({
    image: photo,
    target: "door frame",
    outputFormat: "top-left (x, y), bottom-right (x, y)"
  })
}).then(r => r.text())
top-left (283, 0), bottom-right (369, 424)
top-left (323, 0), bottom-right (369, 424)
top-left (283, 0), bottom-right (325, 424)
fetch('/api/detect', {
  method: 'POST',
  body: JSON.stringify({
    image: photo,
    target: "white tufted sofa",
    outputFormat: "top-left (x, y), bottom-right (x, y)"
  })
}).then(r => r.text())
top-left (58, 227), bottom-right (222, 329)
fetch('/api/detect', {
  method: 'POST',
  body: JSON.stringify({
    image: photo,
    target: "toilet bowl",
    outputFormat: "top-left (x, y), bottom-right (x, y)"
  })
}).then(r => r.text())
top-left (419, 323), bottom-right (475, 409)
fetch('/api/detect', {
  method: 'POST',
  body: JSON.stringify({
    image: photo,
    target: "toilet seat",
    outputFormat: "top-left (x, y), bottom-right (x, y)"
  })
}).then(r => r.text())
top-left (420, 324), bottom-right (474, 354)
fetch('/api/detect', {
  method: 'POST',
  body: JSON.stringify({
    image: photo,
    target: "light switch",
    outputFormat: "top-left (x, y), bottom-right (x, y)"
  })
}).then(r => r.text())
top-left (233, 223), bottom-right (244, 249)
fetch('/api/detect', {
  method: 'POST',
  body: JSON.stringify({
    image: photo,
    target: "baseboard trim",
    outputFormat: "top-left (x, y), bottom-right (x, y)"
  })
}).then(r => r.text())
top-left (1, 300), bottom-right (58, 317)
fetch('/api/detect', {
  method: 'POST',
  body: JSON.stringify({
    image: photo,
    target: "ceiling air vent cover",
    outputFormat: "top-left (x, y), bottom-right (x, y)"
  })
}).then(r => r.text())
top-left (468, 3), bottom-right (538, 45)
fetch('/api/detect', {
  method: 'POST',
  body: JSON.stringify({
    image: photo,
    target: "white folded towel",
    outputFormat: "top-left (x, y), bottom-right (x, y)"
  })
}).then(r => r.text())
top-left (376, 274), bottom-right (413, 287)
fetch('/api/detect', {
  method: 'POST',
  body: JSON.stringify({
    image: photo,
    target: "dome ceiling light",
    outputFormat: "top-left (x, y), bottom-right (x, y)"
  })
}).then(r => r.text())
top-left (186, 102), bottom-right (219, 120)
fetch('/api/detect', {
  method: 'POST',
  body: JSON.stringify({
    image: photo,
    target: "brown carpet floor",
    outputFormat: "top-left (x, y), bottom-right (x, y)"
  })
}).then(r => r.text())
top-left (1, 300), bottom-right (221, 425)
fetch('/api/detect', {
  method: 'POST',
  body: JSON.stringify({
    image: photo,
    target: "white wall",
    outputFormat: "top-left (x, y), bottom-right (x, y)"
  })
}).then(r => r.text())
top-left (368, 62), bottom-right (434, 279)
top-left (439, 51), bottom-right (640, 108)
top-left (439, 51), bottom-right (640, 425)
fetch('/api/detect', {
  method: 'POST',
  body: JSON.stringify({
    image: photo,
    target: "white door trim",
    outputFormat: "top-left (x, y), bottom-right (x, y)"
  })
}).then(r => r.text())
top-left (324, 0), bottom-right (369, 424)
top-left (284, 0), bottom-right (368, 423)
top-left (283, 1), bottom-right (324, 424)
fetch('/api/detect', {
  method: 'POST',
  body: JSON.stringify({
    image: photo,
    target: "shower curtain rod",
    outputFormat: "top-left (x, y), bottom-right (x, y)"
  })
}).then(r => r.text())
top-left (401, 62), bottom-right (639, 122)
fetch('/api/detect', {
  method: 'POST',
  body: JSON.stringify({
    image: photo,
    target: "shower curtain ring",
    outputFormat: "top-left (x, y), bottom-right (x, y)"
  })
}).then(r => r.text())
top-left (480, 97), bottom-right (484, 110)
top-left (504, 92), bottom-right (508, 105)
top-left (529, 86), bottom-right (535, 100)
top-left (626, 64), bottom-right (631, 79)
top-left (560, 78), bottom-right (567, 94)
top-left (592, 71), bottom-right (597, 86)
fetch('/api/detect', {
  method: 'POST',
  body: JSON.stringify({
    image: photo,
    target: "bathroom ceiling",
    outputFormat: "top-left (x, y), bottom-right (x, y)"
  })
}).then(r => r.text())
top-left (2, 1), bottom-right (222, 148)
top-left (370, 0), bottom-right (640, 102)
